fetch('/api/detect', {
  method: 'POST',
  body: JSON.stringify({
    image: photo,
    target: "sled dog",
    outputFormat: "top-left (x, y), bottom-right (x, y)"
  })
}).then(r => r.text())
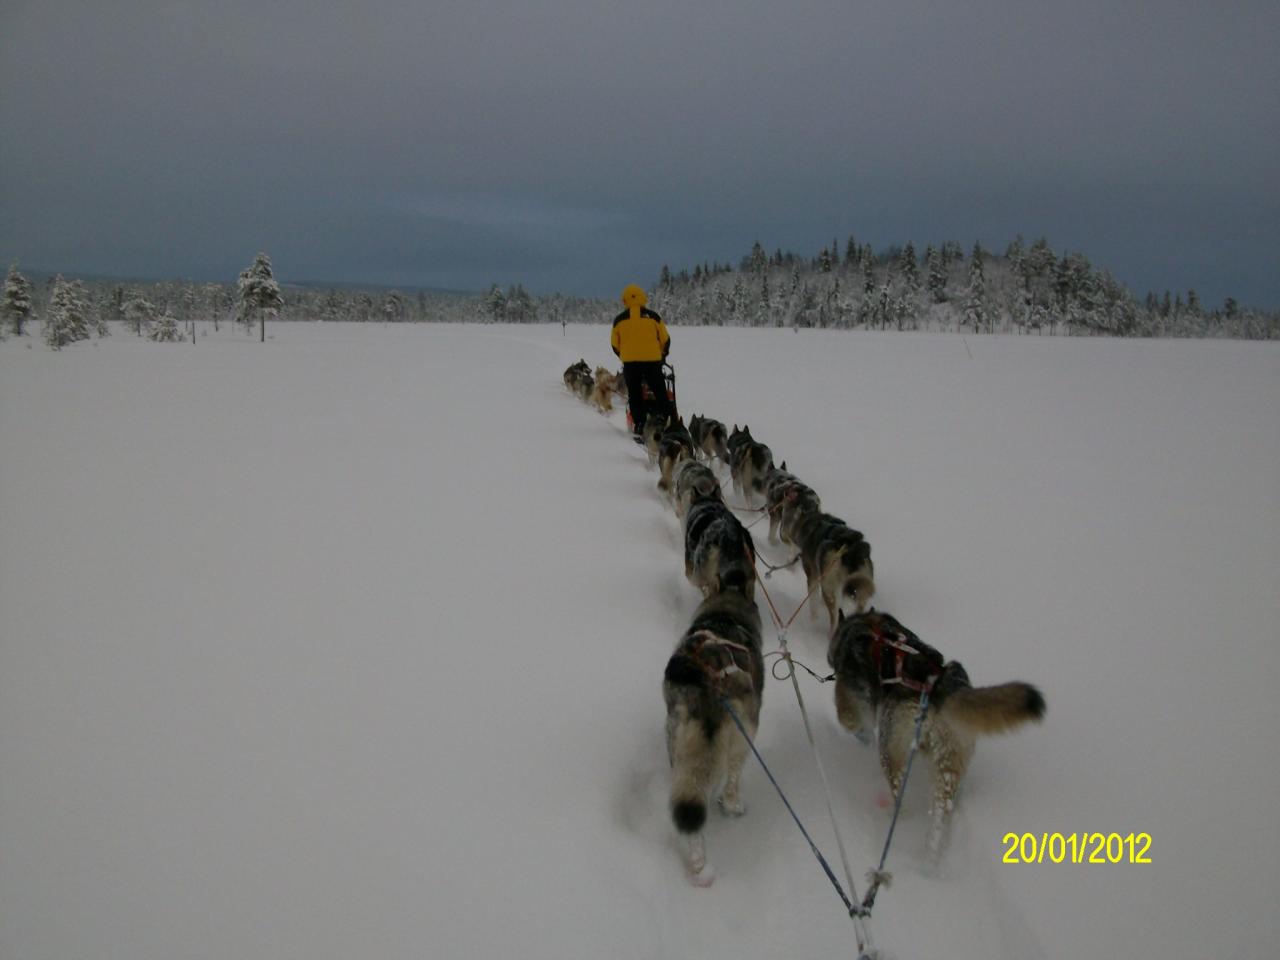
top-left (563, 358), bottom-right (591, 392)
top-left (589, 367), bottom-right (615, 414)
top-left (727, 425), bottom-right (774, 508)
top-left (657, 416), bottom-right (695, 492)
top-left (671, 459), bottom-right (722, 518)
top-left (586, 368), bottom-right (611, 414)
top-left (641, 414), bottom-right (668, 466)
top-left (689, 414), bottom-right (730, 472)
top-left (664, 590), bottom-right (765, 883)
top-left (763, 461), bottom-right (821, 547)
top-left (793, 510), bottom-right (875, 632)
top-left (828, 609), bottom-right (1045, 855)
top-left (684, 489), bottom-right (757, 601)
top-left (563, 358), bottom-right (595, 403)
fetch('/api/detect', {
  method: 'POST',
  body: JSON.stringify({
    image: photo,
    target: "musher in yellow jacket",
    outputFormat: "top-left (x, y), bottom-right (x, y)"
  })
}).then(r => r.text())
top-left (611, 284), bottom-right (672, 438)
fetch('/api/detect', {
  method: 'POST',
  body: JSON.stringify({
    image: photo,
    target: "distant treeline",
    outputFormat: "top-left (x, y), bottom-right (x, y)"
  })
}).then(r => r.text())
top-left (649, 236), bottom-right (1277, 339)
top-left (6, 232), bottom-right (1276, 340)
top-left (3, 271), bottom-right (612, 333)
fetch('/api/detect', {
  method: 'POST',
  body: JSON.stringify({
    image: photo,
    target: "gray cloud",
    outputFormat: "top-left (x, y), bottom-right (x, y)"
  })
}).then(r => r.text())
top-left (2, 0), bottom-right (1277, 304)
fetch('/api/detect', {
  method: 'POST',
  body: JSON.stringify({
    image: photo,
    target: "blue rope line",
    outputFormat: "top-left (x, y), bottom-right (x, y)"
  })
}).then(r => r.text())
top-left (862, 684), bottom-right (931, 912)
top-left (720, 697), bottom-right (866, 920)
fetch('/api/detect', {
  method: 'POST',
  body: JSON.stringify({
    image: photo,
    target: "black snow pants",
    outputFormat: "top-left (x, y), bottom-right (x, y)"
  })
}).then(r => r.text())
top-left (622, 360), bottom-right (672, 434)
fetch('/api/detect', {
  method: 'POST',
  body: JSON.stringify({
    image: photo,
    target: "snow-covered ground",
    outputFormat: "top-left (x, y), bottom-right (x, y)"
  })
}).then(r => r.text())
top-left (2, 322), bottom-right (1277, 959)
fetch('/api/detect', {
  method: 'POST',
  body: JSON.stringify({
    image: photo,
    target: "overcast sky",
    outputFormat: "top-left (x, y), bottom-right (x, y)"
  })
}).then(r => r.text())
top-left (2, 0), bottom-right (1277, 306)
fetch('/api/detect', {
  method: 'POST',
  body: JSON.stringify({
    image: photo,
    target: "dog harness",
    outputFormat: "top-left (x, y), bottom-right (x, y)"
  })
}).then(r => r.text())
top-left (868, 627), bottom-right (938, 694)
top-left (688, 629), bottom-right (755, 691)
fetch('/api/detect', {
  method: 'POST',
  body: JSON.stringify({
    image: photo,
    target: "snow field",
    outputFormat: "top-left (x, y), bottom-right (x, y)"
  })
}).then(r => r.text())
top-left (2, 322), bottom-right (1277, 959)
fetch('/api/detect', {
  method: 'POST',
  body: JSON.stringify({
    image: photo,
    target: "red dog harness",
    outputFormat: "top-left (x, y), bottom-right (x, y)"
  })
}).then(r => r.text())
top-left (868, 628), bottom-right (938, 694)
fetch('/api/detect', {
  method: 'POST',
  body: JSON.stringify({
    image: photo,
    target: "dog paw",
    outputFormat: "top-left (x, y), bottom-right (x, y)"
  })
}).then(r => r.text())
top-left (717, 796), bottom-right (746, 817)
top-left (687, 863), bottom-right (716, 887)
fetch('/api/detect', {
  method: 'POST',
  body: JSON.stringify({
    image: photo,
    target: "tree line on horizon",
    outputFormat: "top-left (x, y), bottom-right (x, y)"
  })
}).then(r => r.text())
top-left (4, 235), bottom-right (1276, 345)
top-left (649, 235), bottom-right (1276, 339)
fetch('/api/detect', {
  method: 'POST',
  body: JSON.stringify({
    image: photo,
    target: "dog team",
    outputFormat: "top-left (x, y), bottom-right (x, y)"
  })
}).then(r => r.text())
top-left (563, 356), bottom-right (1046, 886)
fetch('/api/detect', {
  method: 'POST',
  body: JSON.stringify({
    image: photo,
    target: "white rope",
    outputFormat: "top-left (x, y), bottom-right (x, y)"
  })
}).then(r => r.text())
top-left (777, 627), bottom-right (876, 956)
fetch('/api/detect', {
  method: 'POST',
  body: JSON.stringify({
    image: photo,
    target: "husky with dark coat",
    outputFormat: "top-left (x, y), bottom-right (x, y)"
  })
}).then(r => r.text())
top-left (793, 510), bottom-right (875, 632)
top-left (657, 416), bottom-right (695, 493)
top-left (670, 458), bottom-right (722, 518)
top-left (828, 609), bottom-right (1045, 855)
top-left (762, 461), bottom-right (822, 547)
top-left (563, 359), bottom-right (594, 401)
top-left (727, 425), bottom-right (774, 508)
top-left (684, 489), bottom-right (757, 601)
top-left (664, 590), bottom-right (765, 883)
top-left (688, 414), bottom-right (730, 472)
top-left (563, 358), bottom-right (590, 390)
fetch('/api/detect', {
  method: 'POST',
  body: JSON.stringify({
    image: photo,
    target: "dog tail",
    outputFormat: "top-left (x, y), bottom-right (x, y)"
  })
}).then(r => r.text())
top-left (718, 554), bottom-right (755, 596)
top-left (942, 682), bottom-right (1046, 735)
top-left (843, 571), bottom-right (875, 607)
top-left (668, 719), bottom-right (713, 835)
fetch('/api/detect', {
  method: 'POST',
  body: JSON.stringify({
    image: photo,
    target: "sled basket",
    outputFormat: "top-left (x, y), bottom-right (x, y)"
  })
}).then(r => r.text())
top-left (626, 362), bottom-right (678, 431)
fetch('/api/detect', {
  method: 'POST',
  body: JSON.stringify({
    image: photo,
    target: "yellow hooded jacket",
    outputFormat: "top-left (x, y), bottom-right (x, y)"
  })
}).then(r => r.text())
top-left (611, 285), bottom-right (670, 363)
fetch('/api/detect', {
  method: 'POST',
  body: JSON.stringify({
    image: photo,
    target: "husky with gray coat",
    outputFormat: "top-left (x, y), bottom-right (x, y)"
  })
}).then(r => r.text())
top-left (684, 489), bottom-right (757, 601)
top-left (828, 609), bottom-right (1045, 856)
top-left (657, 416), bottom-right (694, 493)
top-left (727, 424), bottom-right (774, 508)
top-left (793, 509), bottom-right (875, 633)
top-left (664, 590), bottom-right (765, 883)
top-left (670, 458), bottom-right (722, 518)
top-left (641, 414), bottom-right (667, 467)
top-left (688, 414), bottom-right (730, 472)
top-left (762, 461), bottom-right (822, 547)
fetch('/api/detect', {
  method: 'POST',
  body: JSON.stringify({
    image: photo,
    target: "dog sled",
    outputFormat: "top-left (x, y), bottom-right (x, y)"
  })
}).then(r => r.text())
top-left (626, 362), bottom-right (679, 432)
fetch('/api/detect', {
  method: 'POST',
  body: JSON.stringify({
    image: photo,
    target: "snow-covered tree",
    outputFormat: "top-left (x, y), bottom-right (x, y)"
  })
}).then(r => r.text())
top-left (149, 312), bottom-right (183, 341)
top-left (900, 242), bottom-right (920, 293)
top-left (963, 243), bottom-right (989, 332)
top-left (123, 294), bottom-right (155, 336)
top-left (926, 245), bottom-right (947, 303)
top-left (43, 276), bottom-right (91, 350)
top-left (237, 252), bottom-right (284, 342)
top-left (3, 264), bottom-right (34, 337)
top-left (505, 284), bottom-right (535, 323)
top-left (486, 284), bottom-right (507, 322)
top-left (382, 291), bottom-right (406, 323)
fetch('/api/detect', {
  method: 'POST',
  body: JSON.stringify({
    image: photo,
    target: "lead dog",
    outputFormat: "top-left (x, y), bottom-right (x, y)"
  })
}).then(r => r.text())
top-left (828, 609), bottom-right (1045, 855)
top-left (664, 590), bottom-right (765, 884)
